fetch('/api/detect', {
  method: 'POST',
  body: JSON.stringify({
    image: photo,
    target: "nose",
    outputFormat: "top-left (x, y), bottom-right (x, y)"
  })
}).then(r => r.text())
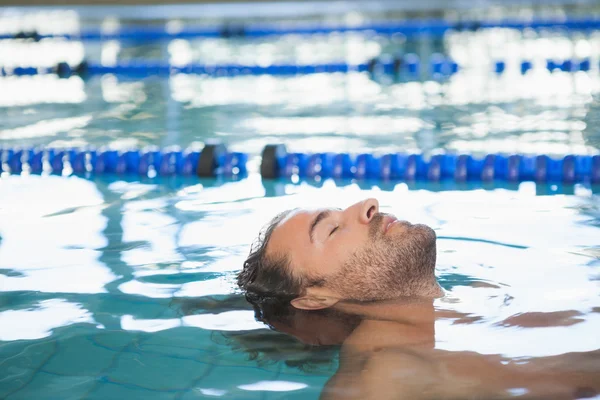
top-left (358, 198), bottom-right (379, 224)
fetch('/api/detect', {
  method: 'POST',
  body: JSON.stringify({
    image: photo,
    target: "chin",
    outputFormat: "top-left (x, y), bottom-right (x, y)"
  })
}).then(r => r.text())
top-left (412, 224), bottom-right (438, 274)
top-left (412, 223), bottom-right (437, 243)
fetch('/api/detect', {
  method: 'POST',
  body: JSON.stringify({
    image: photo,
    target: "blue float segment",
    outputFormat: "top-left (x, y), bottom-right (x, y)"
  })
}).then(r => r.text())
top-left (453, 155), bottom-right (486, 181)
top-left (51, 150), bottom-right (66, 174)
top-left (560, 60), bottom-right (574, 72)
top-left (215, 150), bottom-right (229, 171)
top-left (429, 54), bottom-right (458, 76)
top-left (405, 154), bottom-right (428, 180)
top-left (449, 60), bottom-right (459, 74)
top-left (29, 149), bottom-right (44, 173)
top-left (159, 150), bottom-right (184, 176)
top-left (546, 59), bottom-right (593, 73)
top-left (519, 155), bottom-right (537, 181)
top-left (12, 67), bottom-right (38, 76)
top-left (493, 155), bottom-right (508, 181)
top-left (304, 153), bottom-right (335, 178)
top-left (355, 154), bottom-right (381, 179)
top-left (72, 149), bottom-right (97, 174)
top-left (574, 155), bottom-right (592, 182)
top-left (95, 150), bottom-right (119, 174)
top-left (426, 155), bottom-right (442, 181)
top-left (380, 154), bottom-right (407, 180)
top-left (2, 149), bottom-right (13, 171)
top-left (71, 149), bottom-right (85, 173)
top-left (480, 155), bottom-right (494, 181)
top-left (454, 155), bottom-right (469, 181)
top-left (546, 157), bottom-right (564, 182)
top-left (563, 155), bottom-right (576, 183)
top-left (331, 153), bottom-right (354, 179)
top-left (403, 54), bottom-right (420, 76)
top-left (8, 149), bottom-right (22, 174)
top-left (222, 152), bottom-right (248, 177)
top-left (535, 155), bottom-right (548, 182)
top-left (116, 150), bottom-right (140, 174)
top-left (579, 59), bottom-right (591, 72)
top-left (182, 151), bottom-right (201, 176)
top-left (466, 156), bottom-right (485, 180)
top-left (138, 149), bottom-right (162, 175)
top-left (592, 156), bottom-right (600, 184)
top-left (494, 61), bottom-right (506, 74)
top-left (282, 153), bottom-right (309, 177)
top-left (506, 155), bottom-right (521, 181)
top-left (520, 61), bottom-right (532, 75)
top-left (441, 154), bottom-right (458, 180)
top-left (431, 54), bottom-right (444, 75)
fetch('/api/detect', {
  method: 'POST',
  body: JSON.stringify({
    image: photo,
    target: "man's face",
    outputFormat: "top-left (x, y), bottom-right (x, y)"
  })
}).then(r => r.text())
top-left (266, 198), bottom-right (441, 303)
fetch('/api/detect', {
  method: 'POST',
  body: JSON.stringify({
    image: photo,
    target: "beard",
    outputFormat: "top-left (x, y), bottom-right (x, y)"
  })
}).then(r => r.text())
top-left (323, 213), bottom-right (439, 301)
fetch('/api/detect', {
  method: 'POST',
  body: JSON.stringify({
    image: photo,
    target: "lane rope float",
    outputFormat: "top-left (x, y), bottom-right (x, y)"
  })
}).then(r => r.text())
top-left (1, 56), bottom-right (595, 79)
top-left (0, 144), bottom-right (248, 178)
top-left (2, 17), bottom-right (600, 41)
top-left (2, 143), bottom-right (599, 183)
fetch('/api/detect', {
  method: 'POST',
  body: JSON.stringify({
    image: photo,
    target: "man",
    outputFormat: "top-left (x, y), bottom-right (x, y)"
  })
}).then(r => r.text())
top-left (238, 198), bottom-right (443, 308)
top-left (238, 198), bottom-right (600, 399)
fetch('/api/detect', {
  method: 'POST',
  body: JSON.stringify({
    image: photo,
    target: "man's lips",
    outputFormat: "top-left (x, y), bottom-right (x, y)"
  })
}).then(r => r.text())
top-left (383, 215), bottom-right (399, 234)
top-left (382, 215), bottom-right (413, 235)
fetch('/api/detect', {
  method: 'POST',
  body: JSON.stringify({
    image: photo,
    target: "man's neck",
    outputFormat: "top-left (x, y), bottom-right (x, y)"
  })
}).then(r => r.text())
top-left (331, 298), bottom-right (436, 354)
top-left (333, 296), bottom-right (436, 325)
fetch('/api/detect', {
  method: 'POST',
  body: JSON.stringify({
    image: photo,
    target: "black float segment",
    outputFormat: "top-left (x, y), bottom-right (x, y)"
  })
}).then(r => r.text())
top-left (197, 143), bottom-right (227, 178)
top-left (260, 144), bottom-right (287, 179)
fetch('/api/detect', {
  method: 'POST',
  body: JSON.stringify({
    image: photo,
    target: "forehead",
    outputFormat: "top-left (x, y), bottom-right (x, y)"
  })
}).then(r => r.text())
top-left (266, 209), bottom-right (316, 259)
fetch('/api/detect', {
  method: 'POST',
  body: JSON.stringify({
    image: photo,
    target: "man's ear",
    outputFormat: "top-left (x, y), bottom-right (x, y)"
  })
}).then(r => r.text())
top-left (291, 295), bottom-right (338, 310)
top-left (291, 287), bottom-right (339, 310)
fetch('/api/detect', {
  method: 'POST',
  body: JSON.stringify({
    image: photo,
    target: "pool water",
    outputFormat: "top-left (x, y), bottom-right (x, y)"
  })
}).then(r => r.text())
top-left (1, 6), bottom-right (600, 400)
top-left (1, 175), bottom-right (599, 399)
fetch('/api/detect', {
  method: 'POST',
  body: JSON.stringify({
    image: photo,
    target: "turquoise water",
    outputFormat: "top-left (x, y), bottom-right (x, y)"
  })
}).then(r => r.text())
top-left (1, 9), bottom-right (600, 400)
top-left (1, 175), bottom-right (599, 399)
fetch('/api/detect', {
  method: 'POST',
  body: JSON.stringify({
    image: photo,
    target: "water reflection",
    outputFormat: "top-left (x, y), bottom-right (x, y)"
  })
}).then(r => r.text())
top-left (0, 175), bottom-right (115, 294)
top-left (177, 287), bottom-right (600, 398)
top-left (1, 72), bottom-right (599, 155)
top-left (0, 299), bottom-right (100, 341)
top-left (0, 76), bottom-right (86, 107)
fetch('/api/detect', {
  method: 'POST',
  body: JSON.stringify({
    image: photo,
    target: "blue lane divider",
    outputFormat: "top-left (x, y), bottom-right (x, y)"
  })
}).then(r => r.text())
top-left (260, 145), bottom-right (600, 183)
top-left (1, 57), bottom-right (597, 79)
top-left (2, 17), bottom-right (600, 41)
top-left (0, 146), bottom-right (248, 178)
top-left (2, 145), bottom-right (599, 183)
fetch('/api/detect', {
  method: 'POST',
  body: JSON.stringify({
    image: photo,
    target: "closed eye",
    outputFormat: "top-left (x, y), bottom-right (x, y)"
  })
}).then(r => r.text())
top-left (329, 226), bottom-right (339, 236)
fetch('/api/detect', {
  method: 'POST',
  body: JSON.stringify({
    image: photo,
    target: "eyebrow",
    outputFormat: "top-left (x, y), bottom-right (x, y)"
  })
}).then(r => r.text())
top-left (309, 210), bottom-right (331, 244)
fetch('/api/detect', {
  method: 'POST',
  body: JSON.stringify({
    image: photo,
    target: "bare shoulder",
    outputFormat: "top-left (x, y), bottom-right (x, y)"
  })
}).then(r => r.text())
top-left (320, 349), bottom-right (441, 400)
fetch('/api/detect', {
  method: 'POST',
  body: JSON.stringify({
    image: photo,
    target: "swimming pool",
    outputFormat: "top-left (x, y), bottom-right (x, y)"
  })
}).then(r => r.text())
top-left (1, 3), bottom-right (600, 399)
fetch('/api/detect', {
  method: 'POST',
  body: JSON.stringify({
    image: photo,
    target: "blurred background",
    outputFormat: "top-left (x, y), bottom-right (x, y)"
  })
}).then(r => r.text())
top-left (1, 0), bottom-right (599, 160)
top-left (1, 1), bottom-right (600, 400)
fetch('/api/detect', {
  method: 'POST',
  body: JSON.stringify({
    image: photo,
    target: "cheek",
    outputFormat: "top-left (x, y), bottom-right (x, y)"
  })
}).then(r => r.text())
top-left (326, 232), bottom-right (368, 271)
top-left (319, 246), bottom-right (346, 276)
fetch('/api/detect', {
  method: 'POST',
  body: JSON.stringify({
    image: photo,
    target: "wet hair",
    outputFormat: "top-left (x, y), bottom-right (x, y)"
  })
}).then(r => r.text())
top-left (237, 209), bottom-right (318, 307)
top-left (232, 211), bottom-right (362, 371)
